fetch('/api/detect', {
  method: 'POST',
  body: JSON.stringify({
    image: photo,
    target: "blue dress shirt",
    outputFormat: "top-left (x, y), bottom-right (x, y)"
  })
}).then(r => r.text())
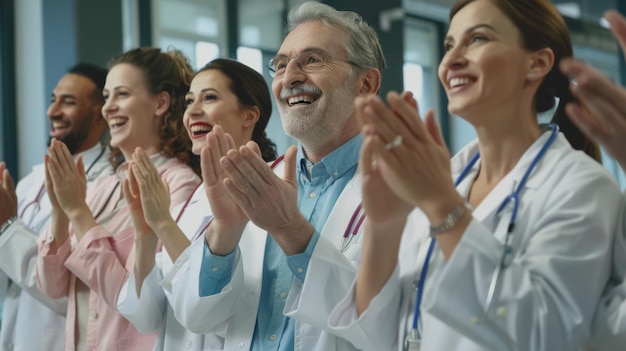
top-left (199, 134), bottom-right (362, 350)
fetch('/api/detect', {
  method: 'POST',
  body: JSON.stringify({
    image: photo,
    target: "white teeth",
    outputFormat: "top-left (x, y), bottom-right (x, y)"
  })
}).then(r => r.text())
top-left (52, 122), bottom-right (67, 129)
top-left (190, 125), bottom-right (212, 134)
top-left (109, 117), bottom-right (127, 127)
top-left (287, 95), bottom-right (314, 105)
top-left (450, 77), bottom-right (472, 88)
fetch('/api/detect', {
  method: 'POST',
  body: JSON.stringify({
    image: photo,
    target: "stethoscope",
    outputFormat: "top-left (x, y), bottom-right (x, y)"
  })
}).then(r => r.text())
top-left (406, 123), bottom-right (559, 348)
top-left (19, 146), bottom-right (107, 221)
top-left (341, 203), bottom-right (366, 252)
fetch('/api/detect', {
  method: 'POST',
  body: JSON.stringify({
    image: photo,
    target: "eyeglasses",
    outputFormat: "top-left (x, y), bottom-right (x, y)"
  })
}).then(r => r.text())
top-left (266, 50), bottom-right (359, 78)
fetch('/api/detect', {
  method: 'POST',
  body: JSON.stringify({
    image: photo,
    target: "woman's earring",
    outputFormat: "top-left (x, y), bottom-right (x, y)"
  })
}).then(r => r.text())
top-left (527, 72), bottom-right (535, 80)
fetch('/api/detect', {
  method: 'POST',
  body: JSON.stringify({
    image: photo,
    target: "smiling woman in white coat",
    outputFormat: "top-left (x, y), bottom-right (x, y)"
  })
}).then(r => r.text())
top-left (117, 58), bottom-right (278, 351)
top-left (282, 0), bottom-right (622, 350)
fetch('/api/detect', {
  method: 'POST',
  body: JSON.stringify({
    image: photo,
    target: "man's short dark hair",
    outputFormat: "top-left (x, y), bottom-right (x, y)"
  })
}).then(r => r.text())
top-left (67, 63), bottom-right (108, 102)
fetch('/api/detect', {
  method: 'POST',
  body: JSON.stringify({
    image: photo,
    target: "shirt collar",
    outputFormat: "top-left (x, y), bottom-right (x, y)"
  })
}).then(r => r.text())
top-left (79, 142), bottom-right (105, 166)
top-left (297, 133), bottom-right (363, 180)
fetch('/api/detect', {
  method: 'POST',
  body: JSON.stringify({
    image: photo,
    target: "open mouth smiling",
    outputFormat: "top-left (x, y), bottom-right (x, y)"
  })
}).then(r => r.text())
top-left (108, 117), bottom-right (128, 129)
top-left (287, 94), bottom-right (317, 106)
top-left (190, 122), bottom-right (213, 139)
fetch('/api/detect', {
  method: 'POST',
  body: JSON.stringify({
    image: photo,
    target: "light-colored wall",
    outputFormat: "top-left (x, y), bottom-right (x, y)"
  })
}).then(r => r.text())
top-left (12, 0), bottom-right (122, 179)
top-left (15, 0), bottom-right (47, 177)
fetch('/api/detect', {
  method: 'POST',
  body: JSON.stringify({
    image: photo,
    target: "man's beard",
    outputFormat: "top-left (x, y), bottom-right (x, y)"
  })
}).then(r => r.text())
top-left (279, 79), bottom-right (356, 147)
top-left (47, 112), bottom-right (95, 155)
top-left (48, 133), bottom-right (84, 155)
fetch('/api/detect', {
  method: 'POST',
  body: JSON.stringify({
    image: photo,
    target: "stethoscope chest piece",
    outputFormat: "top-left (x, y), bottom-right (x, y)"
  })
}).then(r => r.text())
top-left (405, 331), bottom-right (421, 351)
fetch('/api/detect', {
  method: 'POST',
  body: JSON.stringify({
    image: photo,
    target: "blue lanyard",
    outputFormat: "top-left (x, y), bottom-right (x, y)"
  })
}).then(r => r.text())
top-left (410, 123), bottom-right (559, 335)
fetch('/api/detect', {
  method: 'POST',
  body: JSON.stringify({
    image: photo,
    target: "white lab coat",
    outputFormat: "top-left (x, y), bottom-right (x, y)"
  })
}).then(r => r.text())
top-left (283, 206), bottom-right (433, 351)
top-left (0, 143), bottom-right (112, 351)
top-left (584, 191), bottom-right (626, 351)
top-left (163, 161), bottom-right (367, 351)
top-left (117, 183), bottom-right (222, 351)
top-left (286, 132), bottom-right (621, 351)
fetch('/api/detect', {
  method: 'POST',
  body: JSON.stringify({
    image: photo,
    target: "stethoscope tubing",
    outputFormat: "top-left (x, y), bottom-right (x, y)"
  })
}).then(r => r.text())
top-left (19, 146), bottom-right (108, 221)
top-left (409, 124), bottom-right (560, 339)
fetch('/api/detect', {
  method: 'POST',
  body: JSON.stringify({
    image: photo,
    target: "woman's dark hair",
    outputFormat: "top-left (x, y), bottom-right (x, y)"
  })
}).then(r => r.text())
top-left (198, 58), bottom-right (277, 162)
top-left (105, 47), bottom-right (200, 173)
top-left (450, 0), bottom-right (601, 161)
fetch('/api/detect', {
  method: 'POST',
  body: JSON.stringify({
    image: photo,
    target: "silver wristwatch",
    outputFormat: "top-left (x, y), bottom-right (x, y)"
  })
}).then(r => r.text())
top-left (429, 202), bottom-right (471, 236)
top-left (0, 216), bottom-right (17, 234)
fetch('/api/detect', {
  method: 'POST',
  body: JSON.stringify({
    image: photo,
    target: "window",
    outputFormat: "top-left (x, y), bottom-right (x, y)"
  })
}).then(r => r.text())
top-left (403, 18), bottom-right (440, 120)
top-left (153, 0), bottom-right (226, 68)
top-left (239, 0), bottom-right (300, 154)
top-left (236, 46), bottom-right (263, 74)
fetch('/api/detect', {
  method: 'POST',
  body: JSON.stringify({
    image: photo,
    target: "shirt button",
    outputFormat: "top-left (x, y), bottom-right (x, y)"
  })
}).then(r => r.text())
top-left (309, 192), bottom-right (316, 198)
top-left (211, 266), bottom-right (218, 272)
top-left (186, 340), bottom-right (192, 348)
top-left (469, 317), bottom-right (479, 325)
top-left (296, 267), bottom-right (303, 273)
top-left (238, 342), bottom-right (245, 348)
top-left (333, 171), bottom-right (339, 177)
top-left (270, 334), bottom-right (277, 341)
top-left (279, 291), bottom-right (287, 299)
top-left (90, 310), bottom-right (98, 319)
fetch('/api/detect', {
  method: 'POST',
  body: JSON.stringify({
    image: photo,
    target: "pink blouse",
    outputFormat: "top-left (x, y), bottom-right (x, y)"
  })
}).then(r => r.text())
top-left (36, 157), bottom-right (200, 351)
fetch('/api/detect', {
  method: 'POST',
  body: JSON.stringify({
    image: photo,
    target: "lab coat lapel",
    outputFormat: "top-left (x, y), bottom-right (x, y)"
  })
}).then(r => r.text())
top-left (471, 176), bottom-right (516, 227)
top-left (320, 171), bottom-right (362, 250)
top-left (186, 185), bottom-right (205, 207)
top-left (25, 165), bottom-right (46, 202)
top-left (18, 165), bottom-right (49, 229)
top-left (239, 221), bottom-right (269, 280)
top-left (451, 130), bottom-right (557, 240)
top-left (451, 140), bottom-right (510, 225)
top-left (238, 160), bottom-right (289, 279)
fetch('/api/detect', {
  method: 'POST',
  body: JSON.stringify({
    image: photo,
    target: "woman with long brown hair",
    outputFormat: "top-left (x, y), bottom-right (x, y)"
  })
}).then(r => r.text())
top-left (37, 47), bottom-right (201, 351)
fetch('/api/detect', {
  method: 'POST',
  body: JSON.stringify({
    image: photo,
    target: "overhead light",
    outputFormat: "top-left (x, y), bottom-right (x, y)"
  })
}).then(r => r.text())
top-left (599, 17), bottom-right (610, 29)
top-left (555, 3), bottom-right (581, 19)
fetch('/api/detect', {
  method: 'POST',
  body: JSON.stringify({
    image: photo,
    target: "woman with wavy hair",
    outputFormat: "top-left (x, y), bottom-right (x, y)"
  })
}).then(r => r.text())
top-left (37, 47), bottom-right (201, 351)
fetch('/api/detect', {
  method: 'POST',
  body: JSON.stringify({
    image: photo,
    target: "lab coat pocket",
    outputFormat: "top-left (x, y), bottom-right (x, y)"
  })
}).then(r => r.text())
top-left (294, 320), bottom-right (324, 350)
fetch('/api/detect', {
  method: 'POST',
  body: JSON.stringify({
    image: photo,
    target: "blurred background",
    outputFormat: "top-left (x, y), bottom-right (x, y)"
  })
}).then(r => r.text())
top-left (1, 0), bottom-right (623, 188)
